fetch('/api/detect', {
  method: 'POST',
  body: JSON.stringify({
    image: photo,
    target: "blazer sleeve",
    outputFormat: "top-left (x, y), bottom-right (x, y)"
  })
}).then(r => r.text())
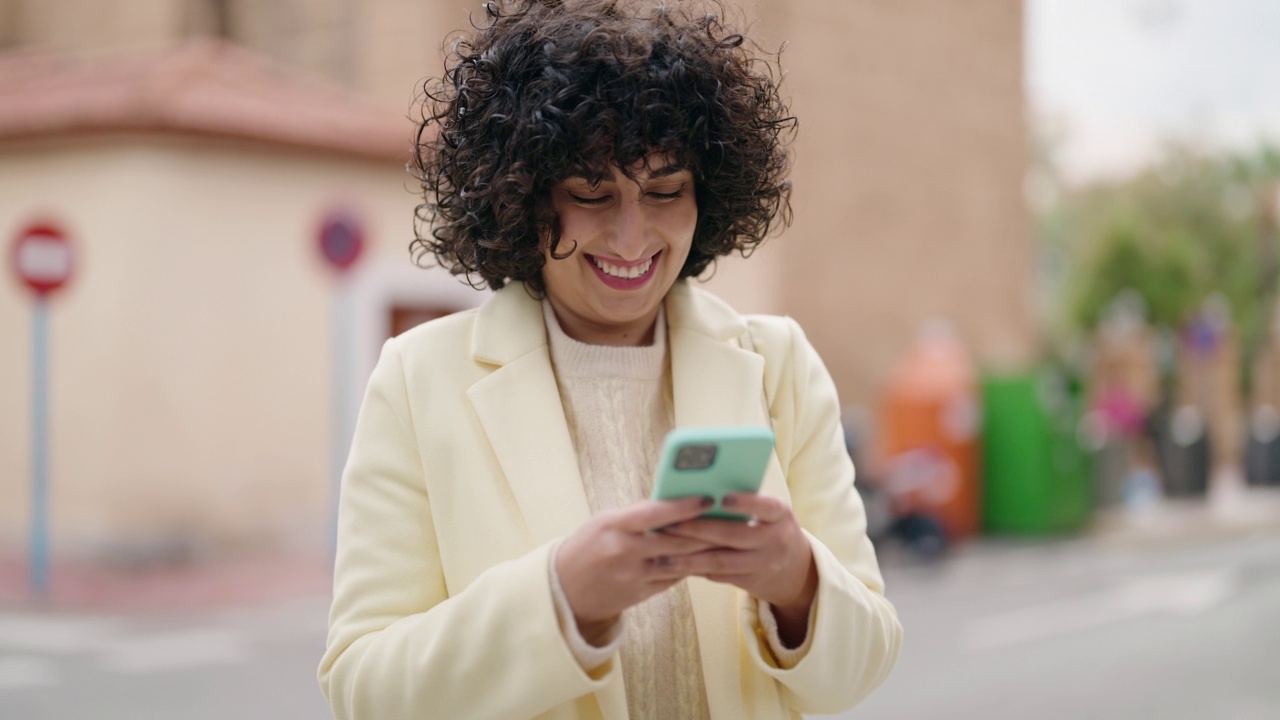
top-left (318, 339), bottom-right (612, 720)
top-left (739, 316), bottom-right (903, 714)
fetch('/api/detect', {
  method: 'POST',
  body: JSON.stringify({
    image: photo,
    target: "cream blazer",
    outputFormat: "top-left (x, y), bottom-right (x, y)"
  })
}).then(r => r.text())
top-left (319, 280), bottom-right (901, 720)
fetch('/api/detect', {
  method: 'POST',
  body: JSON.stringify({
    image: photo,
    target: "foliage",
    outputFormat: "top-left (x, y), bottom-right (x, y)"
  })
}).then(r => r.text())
top-left (1040, 143), bottom-right (1280, 362)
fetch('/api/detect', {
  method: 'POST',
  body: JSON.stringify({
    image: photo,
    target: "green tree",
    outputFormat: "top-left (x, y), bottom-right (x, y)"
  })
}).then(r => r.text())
top-left (1043, 143), bottom-right (1280, 370)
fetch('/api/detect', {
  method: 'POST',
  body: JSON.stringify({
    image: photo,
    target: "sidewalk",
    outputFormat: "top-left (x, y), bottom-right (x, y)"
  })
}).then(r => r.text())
top-left (1086, 485), bottom-right (1280, 548)
top-left (0, 550), bottom-right (332, 614)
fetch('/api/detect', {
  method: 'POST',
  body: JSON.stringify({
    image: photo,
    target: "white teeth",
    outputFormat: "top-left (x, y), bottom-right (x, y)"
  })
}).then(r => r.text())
top-left (594, 257), bottom-right (652, 279)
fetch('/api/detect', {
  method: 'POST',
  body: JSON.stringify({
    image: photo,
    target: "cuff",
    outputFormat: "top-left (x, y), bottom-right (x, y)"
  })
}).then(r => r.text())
top-left (756, 592), bottom-right (818, 669)
top-left (549, 542), bottom-right (624, 672)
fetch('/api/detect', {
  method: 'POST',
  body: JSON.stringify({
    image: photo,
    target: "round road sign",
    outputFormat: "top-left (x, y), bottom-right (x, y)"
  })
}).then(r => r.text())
top-left (318, 211), bottom-right (364, 272)
top-left (11, 222), bottom-right (74, 296)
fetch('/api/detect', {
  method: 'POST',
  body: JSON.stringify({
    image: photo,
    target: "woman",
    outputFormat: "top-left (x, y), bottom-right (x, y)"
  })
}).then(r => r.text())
top-left (318, 1), bottom-right (901, 718)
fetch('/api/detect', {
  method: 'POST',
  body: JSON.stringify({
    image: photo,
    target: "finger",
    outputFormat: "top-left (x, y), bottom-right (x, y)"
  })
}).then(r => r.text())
top-left (644, 555), bottom-right (698, 583)
top-left (720, 493), bottom-right (790, 523)
top-left (614, 496), bottom-right (715, 533)
top-left (638, 532), bottom-right (720, 558)
top-left (662, 518), bottom-right (766, 550)
top-left (667, 548), bottom-right (758, 577)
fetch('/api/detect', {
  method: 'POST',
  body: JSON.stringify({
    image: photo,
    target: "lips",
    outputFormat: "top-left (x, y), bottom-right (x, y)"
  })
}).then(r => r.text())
top-left (586, 252), bottom-right (660, 290)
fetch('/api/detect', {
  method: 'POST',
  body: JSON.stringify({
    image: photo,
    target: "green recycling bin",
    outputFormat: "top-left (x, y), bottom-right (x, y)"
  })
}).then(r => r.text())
top-left (981, 371), bottom-right (1091, 534)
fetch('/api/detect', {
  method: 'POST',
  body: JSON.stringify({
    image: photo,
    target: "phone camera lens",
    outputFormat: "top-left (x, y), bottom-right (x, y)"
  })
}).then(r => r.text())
top-left (675, 444), bottom-right (717, 470)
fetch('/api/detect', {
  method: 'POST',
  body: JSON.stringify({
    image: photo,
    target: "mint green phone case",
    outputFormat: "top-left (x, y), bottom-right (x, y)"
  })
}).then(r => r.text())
top-left (651, 426), bottom-right (775, 521)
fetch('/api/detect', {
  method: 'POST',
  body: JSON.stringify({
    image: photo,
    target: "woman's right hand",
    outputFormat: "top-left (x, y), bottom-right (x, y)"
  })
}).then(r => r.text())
top-left (555, 495), bottom-right (719, 640)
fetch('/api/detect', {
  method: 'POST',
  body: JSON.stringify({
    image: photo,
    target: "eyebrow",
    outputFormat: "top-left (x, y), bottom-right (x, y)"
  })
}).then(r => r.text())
top-left (646, 164), bottom-right (687, 179)
top-left (563, 164), bottom-right (689, 185)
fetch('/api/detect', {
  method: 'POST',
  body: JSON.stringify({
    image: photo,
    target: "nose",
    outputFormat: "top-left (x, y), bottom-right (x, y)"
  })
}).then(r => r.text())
top-left (608, 194), bottom-right (649, 261)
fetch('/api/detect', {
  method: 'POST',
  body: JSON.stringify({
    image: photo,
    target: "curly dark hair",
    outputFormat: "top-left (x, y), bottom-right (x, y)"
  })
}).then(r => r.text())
top-left (411, 0), bottom-right (796, 293)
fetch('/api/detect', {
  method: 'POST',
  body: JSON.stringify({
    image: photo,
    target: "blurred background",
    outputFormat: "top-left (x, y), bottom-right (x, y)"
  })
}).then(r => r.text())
top-left (1, 0), bottom-right (1278, 718)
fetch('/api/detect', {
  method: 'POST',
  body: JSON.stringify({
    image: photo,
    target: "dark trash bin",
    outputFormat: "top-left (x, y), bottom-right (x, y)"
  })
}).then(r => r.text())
top-left (1151, 403), bottom-right (1211, 497)
top-left (1246, 405), bottom-right (1280, 487)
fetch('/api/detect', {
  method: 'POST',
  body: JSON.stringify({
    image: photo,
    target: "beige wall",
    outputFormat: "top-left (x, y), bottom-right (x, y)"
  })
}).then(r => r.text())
top-left (0, 0), bottom-right (18, 47)
top-left (9, 0), bottom-right (183, 52)
top-left (0, 134), bottom-right (470, 559)
top-left (360, 0), bottom-right (481, 112)
top-left (752, 0), bottom-right (1036, 407)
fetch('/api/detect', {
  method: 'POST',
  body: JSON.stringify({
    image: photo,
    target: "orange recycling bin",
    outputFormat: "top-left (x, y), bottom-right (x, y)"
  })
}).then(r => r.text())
top-left (875, 321), bottom-right (982, 543)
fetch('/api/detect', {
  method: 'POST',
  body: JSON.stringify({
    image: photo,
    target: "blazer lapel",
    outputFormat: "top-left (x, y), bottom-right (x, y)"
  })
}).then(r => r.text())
top-left (467, 284), bottom-right (592, 548)
top-left (666, 282), bottom-right (788, 498)
top-left (666, 282), bottom-right (787, 720)
top-left (666, 281), bottom-right (766, 428)
top-left (468, 287), bottom-right (633, 720)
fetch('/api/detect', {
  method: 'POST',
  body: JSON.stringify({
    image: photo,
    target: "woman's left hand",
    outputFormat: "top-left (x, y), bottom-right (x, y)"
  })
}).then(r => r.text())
top-left (658, 493), bottom-right (818, 637)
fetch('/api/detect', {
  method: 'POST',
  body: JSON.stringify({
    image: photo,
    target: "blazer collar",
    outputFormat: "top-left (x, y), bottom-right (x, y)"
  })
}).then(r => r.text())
top-left (664, 279), bottom-right (749, 343)
top-left (471, 282), bottom-right (549, 367)
top-left (664, 281), bottom-right (765, 429)
top-left (466, 277), bottom-right (779, 506)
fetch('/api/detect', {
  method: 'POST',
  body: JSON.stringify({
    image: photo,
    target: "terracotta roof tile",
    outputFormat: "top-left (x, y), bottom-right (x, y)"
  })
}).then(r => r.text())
top-left (0, 39), bottom-right (415, 160)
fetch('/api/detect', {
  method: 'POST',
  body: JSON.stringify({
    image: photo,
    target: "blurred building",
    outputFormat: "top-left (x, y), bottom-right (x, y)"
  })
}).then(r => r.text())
top-left (0, 0), bottom-right (1033, 560)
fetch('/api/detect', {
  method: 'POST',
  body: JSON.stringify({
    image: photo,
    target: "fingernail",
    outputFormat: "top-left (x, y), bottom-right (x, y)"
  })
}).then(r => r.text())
top-left (721, 495), bottom-right (737, 507)
top-left (700, 496), bottom-right (715, 508)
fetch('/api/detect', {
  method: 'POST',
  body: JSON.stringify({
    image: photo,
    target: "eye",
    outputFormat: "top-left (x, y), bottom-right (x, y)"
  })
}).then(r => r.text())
top-left (569, 193), bottom-right (610, 206)
top-left (647, 187), bottom-right (686, 202)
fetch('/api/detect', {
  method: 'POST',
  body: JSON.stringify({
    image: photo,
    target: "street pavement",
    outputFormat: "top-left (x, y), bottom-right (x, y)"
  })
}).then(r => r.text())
top-left (2, 499), bottom-right (1278, 720)
top-left (0, 595), bottom-right (331, 719)
top-left (837, 527), bottom-right (1280, 720)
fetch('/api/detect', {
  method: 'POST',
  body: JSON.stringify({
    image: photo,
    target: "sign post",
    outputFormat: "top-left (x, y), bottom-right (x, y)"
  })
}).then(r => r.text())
top-left (10, 221), bottom-right (75, 600)
top-left (318, 210), bottom-right (364, 559)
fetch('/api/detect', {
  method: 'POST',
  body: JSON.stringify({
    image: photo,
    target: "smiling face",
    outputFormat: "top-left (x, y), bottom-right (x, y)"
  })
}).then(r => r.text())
top-left (541, 156), bottom-right (698, 346)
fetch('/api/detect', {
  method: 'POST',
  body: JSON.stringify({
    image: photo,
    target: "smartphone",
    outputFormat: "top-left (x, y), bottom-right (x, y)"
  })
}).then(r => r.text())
top-left (651, 426), bottom-right (775, 521)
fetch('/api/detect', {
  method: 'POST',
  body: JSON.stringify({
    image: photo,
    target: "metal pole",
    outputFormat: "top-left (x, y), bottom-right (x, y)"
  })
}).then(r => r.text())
top-left (329, 276), bottom-right (356, 561)
top-left (30, 297), bottom-right (50, 600)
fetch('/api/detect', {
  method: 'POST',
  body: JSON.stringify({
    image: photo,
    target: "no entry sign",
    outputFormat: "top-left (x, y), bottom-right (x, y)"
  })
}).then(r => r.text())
top-left (318, 211), bottom-right (364, 272)
top-left (11, 218), bottom-right (76, 600)
top-left (11, 222), bottom-right (73, 296)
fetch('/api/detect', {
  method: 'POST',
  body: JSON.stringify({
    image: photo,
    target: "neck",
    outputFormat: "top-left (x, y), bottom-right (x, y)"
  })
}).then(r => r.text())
top-left (546, 301), bottom-right (659, 347)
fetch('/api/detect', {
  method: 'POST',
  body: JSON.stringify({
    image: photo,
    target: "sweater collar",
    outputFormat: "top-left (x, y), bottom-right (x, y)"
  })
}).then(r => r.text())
top-left (542, 300), bottom-right (668, 381)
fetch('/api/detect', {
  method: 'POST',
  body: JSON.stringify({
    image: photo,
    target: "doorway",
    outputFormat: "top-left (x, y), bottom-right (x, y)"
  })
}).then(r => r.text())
top-left (388, 304), bottom-right (459, 338)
